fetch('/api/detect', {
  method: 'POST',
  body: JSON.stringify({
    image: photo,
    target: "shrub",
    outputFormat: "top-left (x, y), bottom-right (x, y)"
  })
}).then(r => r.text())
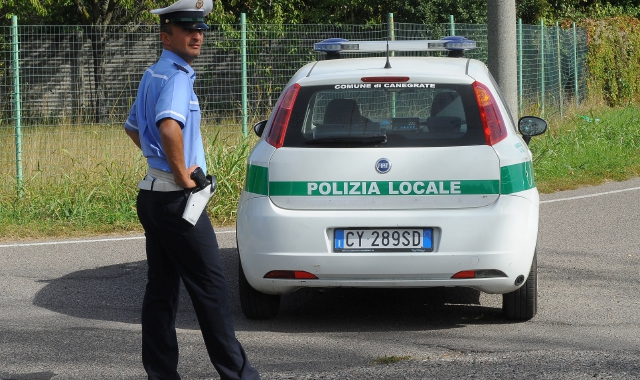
top-left (581, 16), bottom-right (640, 106)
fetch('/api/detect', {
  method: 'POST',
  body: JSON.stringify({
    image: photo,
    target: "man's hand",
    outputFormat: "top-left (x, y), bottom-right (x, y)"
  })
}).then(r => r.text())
top-left (158, 118), bottom-right (197, 189)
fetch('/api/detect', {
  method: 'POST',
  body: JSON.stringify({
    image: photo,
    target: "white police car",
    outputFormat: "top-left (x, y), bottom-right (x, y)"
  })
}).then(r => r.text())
top-left (236, 37), bottom-right (547, 321)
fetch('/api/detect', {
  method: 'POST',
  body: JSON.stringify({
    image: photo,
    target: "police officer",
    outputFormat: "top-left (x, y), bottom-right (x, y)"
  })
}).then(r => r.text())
top-left (123, 0), bottom-right (260, 379)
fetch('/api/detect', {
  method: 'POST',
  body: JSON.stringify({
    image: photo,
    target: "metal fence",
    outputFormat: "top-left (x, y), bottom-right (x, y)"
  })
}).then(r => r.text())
top-left (0, 16), bottom-right (588, 192)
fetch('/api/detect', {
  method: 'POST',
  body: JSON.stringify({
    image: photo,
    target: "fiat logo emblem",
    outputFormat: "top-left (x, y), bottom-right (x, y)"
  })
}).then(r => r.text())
top-left (375, 158), bottom-right (391, 174)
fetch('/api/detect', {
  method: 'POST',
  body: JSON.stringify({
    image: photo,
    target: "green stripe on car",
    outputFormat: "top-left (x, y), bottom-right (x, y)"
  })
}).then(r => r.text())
top-left (244, 161), bottom-right (534, 196)
top-left (244, 164), bottom-right (269, 195)
top-left (269, 180), bottom-right (499, 196)
top-left (500, 161), bottom-right (536, 194)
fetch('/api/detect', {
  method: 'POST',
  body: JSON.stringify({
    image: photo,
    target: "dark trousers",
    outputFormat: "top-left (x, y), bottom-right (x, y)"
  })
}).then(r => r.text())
top-left (137, 190), bottom-right (260, 380)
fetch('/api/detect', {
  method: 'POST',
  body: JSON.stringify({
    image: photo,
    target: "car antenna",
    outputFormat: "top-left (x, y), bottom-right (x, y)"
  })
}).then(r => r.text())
top-left (384, 38), bottom-right (392, 69)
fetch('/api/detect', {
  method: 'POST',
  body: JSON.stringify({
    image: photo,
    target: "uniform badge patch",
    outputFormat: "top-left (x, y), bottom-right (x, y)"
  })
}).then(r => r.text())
top-left (195, 0), bottom-right (204, 9)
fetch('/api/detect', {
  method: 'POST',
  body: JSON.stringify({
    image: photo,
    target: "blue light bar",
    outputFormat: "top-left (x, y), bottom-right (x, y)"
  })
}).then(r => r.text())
top-left (313, 36), bottom-right (476, 53)
top-left (441, 36), bottom-right (477, 51)
top-left (313, 38), bottom-right (357, 53)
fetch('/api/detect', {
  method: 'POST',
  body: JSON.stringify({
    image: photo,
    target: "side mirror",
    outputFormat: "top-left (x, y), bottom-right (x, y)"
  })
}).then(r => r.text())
top-left (253, 120), bottom-right (268, 137)
top-left (518, 116), bottom-right (547, 145)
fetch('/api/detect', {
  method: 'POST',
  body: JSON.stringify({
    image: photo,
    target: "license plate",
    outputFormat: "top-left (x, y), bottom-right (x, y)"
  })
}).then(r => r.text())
top-left (333, 228), bottom-right (433, 252)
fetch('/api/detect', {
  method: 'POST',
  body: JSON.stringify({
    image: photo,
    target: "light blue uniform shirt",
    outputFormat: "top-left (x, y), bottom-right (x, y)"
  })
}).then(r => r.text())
top-left (124, 50), bottom-right (206, 173)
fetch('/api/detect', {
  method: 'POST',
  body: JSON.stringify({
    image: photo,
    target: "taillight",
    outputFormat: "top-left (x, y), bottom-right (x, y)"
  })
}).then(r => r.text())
top-left (452, 270), bottom-right (476, 279)
top-left (472, 81), bottom-right (507, 146)
top-left (451, 269), bottom-right (508, 279)
top-left (265, 83), bottom-right (300, 148)
top-left (264, 270), bottom-right (318, 279)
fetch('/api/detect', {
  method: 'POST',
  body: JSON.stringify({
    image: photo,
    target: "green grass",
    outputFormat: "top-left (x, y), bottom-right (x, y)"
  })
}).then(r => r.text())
top-left (530, 105), bottom-right (640, 193)
top-left (372, 355), bottom-right (412, 365)
top-left (0, 123), bottom-right (255, 240)
top-left (2, 103), bottom-right (640, 240)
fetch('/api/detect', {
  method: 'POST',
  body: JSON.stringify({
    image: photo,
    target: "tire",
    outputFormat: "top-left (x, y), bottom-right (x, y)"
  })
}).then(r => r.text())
top-left (238, 258), bottom-right (281, 319)
top-left (502, 251), bottom-right (538, 321)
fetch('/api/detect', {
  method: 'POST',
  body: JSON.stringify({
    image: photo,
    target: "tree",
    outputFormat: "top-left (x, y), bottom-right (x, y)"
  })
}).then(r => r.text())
top-left (1, 0), bottom-right (178, 122)
top-left (1, 0), bottom-right (79, 25)
top-left (299, 0), bottom-right (388, 24)
top-left (516, 0), bottom-right (553, 24)
top-left (227, 0), bottom-right (306, 24)
top-left (296, 0), bottom-right (487, 25)
top-left (219, 0), bottom-right (488, 25)
top-left (70, 0), bottom-right (171, 122)
top-left (69, 1), bottom-right (177, 122)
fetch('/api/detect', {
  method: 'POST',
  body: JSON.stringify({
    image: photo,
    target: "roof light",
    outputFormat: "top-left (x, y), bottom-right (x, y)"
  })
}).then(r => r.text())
top-left (361, 76), bottom-right (410, 83)
top-left (312, 38), bottom-right (359, 52)
top-left (313, 37), bottom-right (476, 54)
top-left (441, 36), bottom-right (477, 51)
top-left (264, 270), bottom-right (318, 279)
top-left (472, 81), bottom-right (507, 146)
top-left (265, 83), bottom-right (300, 149)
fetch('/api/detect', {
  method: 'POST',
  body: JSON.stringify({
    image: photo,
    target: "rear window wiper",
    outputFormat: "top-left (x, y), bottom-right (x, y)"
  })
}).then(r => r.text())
top-left (305, 134), bottom-right (387, 146)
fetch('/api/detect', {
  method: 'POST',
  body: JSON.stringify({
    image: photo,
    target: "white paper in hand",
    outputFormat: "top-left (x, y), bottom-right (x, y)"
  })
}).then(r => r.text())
top-left (182, 181), bottom-right (215, 225)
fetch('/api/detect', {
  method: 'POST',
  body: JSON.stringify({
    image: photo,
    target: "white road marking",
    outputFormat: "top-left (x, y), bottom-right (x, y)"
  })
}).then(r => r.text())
top-left (0, 230), bottom-right (236, 248)
top-left (540, 186), bottom-right (640, 204)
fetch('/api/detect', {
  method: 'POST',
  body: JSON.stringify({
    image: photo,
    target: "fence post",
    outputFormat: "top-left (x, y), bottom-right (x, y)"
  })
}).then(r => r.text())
top-left (449, 15), bottom-right (455, 36)
top-left (518, 18), bottom-right (523, 116)
top-left (388, 13), bottom-right (396, 117)
top-left (241, 13), bottom-right (248, 138)
top-left (540, 18), bottom-right (545, 118)
top-left (11, 15), bottom-right (23, 197)
top-left (573, 22), bottom-right (579, 107)
top-left (556, 21), bottom-right (563, 117)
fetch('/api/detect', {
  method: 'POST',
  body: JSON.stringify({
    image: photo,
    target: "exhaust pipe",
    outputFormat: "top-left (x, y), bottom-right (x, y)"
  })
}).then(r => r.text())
top-left (514, 275), bottom-right (525, 286)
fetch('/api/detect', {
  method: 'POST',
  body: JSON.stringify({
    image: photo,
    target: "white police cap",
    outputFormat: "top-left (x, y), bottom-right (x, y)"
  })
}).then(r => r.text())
top-left (151, 0), bottom-right (213, 30)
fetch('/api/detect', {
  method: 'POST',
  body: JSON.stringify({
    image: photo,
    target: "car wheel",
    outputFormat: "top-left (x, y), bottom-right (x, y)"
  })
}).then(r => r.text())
top-left (502, 250), bottom-right (537, 321)
top-left (238, 258), bottom-right (281, 319)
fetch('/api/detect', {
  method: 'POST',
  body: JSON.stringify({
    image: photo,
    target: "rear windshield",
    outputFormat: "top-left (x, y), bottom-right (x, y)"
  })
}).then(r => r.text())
top-left (283, 84), bottom-right (485, 148)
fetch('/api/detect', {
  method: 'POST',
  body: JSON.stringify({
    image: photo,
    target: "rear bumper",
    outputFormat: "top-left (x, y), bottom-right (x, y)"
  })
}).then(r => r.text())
top-left (237, 191), bottom-right (539, 295)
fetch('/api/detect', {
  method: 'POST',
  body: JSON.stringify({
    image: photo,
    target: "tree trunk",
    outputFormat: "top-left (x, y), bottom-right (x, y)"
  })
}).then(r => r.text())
top-left (71, 29), bottom-right (85, 124)
top-left (87, 24), bottom-right (108, 124)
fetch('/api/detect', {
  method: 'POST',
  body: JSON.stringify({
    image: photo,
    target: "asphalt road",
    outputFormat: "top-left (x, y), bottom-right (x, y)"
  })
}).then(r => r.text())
top-left (1, 179), bottom-right (639, 379)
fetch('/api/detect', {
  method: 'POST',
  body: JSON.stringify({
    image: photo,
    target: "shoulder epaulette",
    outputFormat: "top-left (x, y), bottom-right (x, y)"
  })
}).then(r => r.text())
top-left (173, 63), bottom-right (189, 74)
